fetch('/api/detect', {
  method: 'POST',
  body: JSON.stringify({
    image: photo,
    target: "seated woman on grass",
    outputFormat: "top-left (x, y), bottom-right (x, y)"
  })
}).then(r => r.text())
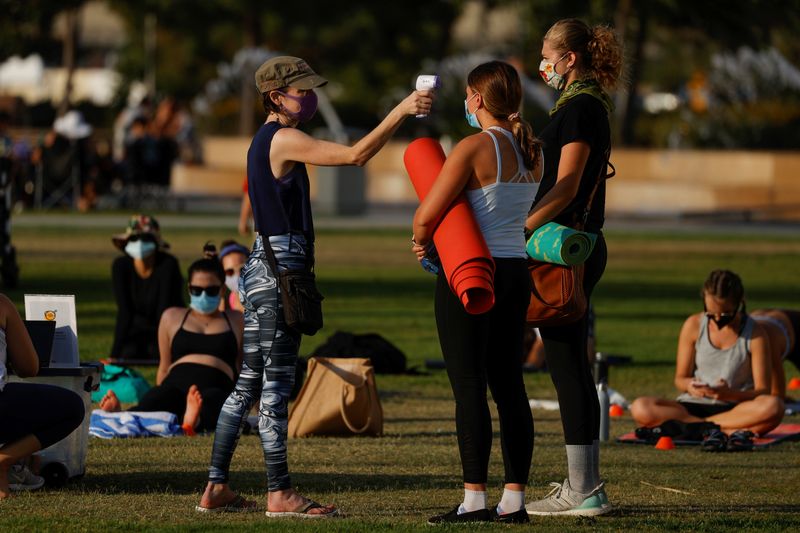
top-left (630, 269), bottom-right (784, 452)
top-left (100, 249), bottom-right (243, 435)
top-left (0, 294), bottom-right (85, 498)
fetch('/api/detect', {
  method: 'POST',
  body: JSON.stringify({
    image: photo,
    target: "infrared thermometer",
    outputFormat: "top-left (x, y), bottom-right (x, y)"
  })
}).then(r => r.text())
top-left (415, 74), bottom-right (440, 118)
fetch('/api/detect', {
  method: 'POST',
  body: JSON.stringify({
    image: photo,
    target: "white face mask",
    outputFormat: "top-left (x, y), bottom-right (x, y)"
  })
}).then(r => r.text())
top-left (225, 274), bottom-right (240, 294)
top-left (539, 53), bottom-right (570, 90)
top-left (125, 240), bottom-right (157, 260)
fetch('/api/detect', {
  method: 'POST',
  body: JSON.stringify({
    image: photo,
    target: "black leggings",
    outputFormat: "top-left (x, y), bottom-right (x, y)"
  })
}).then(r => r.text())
top-left (540, 234), bottom-right (607, 445)
top-left (0, 382), bottom-right (85, 449)
top-left (435, 257), bottom-right (534, 485)
top-left (134, 363), bottom-right (234, 432)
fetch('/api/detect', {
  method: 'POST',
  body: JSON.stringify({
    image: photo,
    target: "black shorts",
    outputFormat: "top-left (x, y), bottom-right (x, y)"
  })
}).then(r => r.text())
top-left (679, 400), bottom-right (736, 418)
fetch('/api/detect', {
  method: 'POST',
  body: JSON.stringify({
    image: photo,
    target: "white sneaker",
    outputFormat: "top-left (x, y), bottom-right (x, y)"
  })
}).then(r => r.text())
top-left (525, 479), bottom-right (611, 516)
top-left (8, 464), bottom-right (45, 491)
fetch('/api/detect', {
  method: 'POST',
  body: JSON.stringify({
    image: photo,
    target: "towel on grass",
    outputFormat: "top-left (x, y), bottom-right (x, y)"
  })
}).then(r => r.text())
top-left (90, 409), bottom-right (183, 439)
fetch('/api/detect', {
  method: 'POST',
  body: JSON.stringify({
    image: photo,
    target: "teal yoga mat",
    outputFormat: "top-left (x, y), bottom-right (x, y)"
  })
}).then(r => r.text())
top-left (526, 222), bottom-right (597, 265)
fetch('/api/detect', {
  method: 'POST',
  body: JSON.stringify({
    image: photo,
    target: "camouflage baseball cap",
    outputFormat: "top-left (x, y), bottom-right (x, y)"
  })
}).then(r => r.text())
top-left (112, 213), bottom-right (169, 251)
top-left (255, 56), bottom-right (328, 94)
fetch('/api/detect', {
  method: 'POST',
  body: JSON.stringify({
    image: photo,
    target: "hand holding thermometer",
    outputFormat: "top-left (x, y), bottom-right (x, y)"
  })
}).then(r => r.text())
top-left (415, 75), bottom-right (440, 118)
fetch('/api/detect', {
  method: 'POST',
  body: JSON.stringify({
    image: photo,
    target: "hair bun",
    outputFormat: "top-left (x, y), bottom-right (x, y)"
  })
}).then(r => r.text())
top-left (203, 241), bottom-right (218, 259)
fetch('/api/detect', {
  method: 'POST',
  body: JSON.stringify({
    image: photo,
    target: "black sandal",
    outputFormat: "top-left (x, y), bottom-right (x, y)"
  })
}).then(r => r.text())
top-left (701, 428), bottom-right (728, 452)
top-left (726, 430), bottom-right (755, 452)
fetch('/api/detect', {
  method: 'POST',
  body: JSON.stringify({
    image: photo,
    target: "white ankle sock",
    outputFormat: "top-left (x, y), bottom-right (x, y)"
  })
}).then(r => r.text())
top-left (497, 488), bottom-right (525, 514)
top-left (459, 489), bottom-right (487, 513)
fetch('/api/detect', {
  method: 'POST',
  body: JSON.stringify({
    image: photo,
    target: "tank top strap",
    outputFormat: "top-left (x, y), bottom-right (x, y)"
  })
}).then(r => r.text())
top-left (179, 309), bottom-right (191, 329)
top-left (486, 126), bottom-right (527, 181)
top-left (482, 129), bottom-right (503, 182)
top-left (221, 310), bottom-right (233, 332)
top-left (741, 314), bottom-right (754, 351)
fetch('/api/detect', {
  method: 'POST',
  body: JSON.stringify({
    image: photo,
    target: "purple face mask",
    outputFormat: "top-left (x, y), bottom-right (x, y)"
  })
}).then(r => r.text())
top-left (278, 90), bottom-right (318, 123)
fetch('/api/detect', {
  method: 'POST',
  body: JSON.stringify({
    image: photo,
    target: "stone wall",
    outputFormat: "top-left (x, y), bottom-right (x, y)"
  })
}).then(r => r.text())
top-left (172, 137), bottom-right (800, 220)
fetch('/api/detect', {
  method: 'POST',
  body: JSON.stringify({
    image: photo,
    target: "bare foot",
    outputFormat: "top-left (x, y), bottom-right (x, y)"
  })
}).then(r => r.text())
top-left (267, 488), bottom-right (337, 515)
top-left (183, 385), bottom-right (203, 432)
top-left (199, 482), bottom-right (256, 510)
top-left (99, 390), bottom-right (121, 412)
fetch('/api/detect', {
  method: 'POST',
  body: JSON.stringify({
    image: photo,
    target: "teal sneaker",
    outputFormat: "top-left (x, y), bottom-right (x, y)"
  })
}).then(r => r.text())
top-left (525, 479), bottom-right (612, 517)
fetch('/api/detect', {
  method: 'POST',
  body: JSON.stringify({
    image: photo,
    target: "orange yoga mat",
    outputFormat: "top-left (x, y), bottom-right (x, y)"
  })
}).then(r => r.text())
top-left (404, 138), bottom-right (495, 314)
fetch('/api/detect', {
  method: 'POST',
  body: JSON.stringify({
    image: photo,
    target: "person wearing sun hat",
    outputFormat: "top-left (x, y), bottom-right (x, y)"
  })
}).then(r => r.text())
top-left (110, 214), bottom-right (184, 363)
top-left (198, 56), bottom-right (433, 517)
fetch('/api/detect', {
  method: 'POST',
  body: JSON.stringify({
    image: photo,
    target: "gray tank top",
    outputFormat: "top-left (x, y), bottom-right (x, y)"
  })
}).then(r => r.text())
top-left (676, 314), bottom-right (754, 404)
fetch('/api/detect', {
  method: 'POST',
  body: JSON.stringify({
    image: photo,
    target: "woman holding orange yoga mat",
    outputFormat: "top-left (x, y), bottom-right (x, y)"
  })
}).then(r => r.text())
top-left (413, 61), bottom-right (543, 524)
top-left (523, 19), bottom-right (622, 517)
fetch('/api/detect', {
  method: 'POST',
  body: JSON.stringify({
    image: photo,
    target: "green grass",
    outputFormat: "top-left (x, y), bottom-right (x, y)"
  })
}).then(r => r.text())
top-left (2, 219), bottom-right (800, 531)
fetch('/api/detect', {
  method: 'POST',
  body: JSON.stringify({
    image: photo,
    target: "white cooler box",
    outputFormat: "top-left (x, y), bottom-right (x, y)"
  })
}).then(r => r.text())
top-left (9, 363), bottom-right (102, 485)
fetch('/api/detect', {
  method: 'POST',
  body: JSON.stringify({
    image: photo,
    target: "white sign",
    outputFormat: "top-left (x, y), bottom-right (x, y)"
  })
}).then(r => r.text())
top-left (24, 294), bottom-right (79, 367)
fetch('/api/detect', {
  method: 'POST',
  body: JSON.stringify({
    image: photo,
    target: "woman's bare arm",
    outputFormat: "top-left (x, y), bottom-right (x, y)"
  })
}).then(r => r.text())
top-left (525, 141), bottom-right (590, 231)
top-left (271, 90), bottom-right (432, 170)
top-left (1, 294), bottom-right (39, 378)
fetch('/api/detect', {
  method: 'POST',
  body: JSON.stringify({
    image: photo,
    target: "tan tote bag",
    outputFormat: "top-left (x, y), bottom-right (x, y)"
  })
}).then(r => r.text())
top-left (288, 357), bottom-right (383, 437)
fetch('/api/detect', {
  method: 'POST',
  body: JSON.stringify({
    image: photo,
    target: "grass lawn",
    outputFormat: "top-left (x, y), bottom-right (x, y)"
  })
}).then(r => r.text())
top-left (2, 217), bottom-right (799, 531)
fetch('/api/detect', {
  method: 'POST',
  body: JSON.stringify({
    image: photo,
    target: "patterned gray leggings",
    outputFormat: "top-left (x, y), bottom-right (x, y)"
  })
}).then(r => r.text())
top-left (208, 233), bottom-right (306, 491)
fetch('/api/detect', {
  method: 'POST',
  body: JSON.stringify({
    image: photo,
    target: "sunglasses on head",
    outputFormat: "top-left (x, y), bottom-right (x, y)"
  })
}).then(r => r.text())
top-left (188, 285), bottom-right (222, 297)
top-left (128, 234), bottom-right (156, 243)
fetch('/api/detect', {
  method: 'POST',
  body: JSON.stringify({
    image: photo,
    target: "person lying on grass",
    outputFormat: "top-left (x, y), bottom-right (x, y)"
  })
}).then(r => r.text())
top-left (99, 248), bottom-right (243, 436)
top-left (630, 269), bottom-right (784, 452)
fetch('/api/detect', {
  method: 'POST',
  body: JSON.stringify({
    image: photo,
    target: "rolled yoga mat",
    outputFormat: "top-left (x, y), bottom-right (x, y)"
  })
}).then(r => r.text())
top-left (404, 138), bottom-right (495, 314)
top-left (526, 221), bottom-right (597, 265)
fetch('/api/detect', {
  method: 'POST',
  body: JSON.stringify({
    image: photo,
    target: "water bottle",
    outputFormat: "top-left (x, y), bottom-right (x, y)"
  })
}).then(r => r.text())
top-left (593, 351), bottom-right (608, 385)
top-left (597, 380), bottom-right (610, 442)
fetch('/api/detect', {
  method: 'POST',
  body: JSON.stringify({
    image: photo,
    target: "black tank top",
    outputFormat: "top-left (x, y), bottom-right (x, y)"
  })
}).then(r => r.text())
top-left (171, 310), bottom-right (238, 372)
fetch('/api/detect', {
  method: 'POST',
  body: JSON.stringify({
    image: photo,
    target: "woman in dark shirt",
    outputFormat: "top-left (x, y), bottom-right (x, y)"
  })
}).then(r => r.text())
top-left (523, 19), bottom-right (622, 517)
top-left (110, 214), bottom-right (184, 362)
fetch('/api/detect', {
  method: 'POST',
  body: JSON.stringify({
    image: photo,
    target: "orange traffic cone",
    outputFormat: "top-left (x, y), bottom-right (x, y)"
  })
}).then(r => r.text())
top-left (655, 436), bottom-right (675, 450)
top-left (788, 377), bottom-right (800, 390)
top-left (609, 404), bottom-right (624, 417)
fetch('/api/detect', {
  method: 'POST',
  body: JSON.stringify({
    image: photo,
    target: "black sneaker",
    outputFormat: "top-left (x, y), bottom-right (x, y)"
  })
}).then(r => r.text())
top-left (726, 430), bottom-right (755, 452)
top-left (428, 506), bottom-right (492, 525)
top-left (701, 428), bottom-right (728, 452)
top-left (491, 507), bottom-right (530, 524)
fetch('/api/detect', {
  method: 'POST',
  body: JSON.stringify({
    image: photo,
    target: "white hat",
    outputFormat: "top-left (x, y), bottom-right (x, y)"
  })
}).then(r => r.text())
top-left (53, 110), bottom-right (92, 140)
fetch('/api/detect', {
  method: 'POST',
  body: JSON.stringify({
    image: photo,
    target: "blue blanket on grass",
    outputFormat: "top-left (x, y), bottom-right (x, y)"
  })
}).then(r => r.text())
top-left (89, 409), bottom-right (183, 438)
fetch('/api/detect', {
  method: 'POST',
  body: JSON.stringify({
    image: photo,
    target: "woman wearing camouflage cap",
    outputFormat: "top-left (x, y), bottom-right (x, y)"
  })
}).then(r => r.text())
top-left (197, 56), bottom-right (432, 517)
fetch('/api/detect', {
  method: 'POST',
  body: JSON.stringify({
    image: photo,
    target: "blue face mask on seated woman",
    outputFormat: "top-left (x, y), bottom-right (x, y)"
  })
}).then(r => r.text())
top-left (189, 285), bottom-right (222, 314)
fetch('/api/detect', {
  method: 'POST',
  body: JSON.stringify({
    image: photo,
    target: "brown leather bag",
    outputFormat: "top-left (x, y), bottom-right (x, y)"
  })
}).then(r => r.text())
top-left (526, 261), bottom-right (586, 326)
top-left (526, 155), bottom-right (614, 327)
top-left (288, 357), bottom-right (383, 437)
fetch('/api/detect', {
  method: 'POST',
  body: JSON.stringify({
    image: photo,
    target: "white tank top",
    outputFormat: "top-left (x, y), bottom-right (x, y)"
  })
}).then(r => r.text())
top-left (465, 127), bottom-right (541, 258)
top-left (0, 329), bottom-right (7, 392)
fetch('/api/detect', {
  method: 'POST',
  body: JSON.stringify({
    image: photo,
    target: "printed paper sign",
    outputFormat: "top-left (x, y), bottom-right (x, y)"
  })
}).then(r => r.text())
top-left (24, 294), bottom-right (79, 367)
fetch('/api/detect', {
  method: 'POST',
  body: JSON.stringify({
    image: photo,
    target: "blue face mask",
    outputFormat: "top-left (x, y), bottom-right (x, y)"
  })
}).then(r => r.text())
top-left (464, 92), bottom-right (482, 129)
top-left (125, 240), bottom-right (157, 260)
top-left (190, 292), bottom-right (221, 314)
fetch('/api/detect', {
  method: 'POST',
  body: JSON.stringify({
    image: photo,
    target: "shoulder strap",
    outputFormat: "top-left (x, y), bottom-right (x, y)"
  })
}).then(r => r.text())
top-left (221, 310), bottom-right (233, 332)
top-left (482, 129), bottom-right (503, 182)
top-left (179, 309), bottom-right (191, 328)
top-left (577, 149), bottom-right (615, 229)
